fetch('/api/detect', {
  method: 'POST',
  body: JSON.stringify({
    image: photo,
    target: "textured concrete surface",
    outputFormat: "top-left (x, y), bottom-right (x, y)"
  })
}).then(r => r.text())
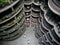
top-left (0, 27), bottom-right (39, 45)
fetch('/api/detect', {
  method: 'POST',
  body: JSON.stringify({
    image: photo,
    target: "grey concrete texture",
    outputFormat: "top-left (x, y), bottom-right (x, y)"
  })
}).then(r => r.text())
top-left (0, 27), bottom-right (40, 45)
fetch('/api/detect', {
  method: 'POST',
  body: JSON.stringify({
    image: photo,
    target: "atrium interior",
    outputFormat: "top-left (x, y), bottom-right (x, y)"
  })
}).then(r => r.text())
top-left (0, 0), bottom-right (60, 45)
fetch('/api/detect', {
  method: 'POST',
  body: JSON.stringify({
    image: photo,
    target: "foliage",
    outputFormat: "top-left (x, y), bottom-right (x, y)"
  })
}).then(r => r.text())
top-left (0, 0), bottom-right (12, 5)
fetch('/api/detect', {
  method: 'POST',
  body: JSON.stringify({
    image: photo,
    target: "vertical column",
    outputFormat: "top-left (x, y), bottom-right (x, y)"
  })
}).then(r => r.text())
top-left (24, 0), bottom-right (32, 27)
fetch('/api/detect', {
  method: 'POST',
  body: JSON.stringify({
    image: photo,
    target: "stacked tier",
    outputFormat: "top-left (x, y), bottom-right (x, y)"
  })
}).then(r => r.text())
top-left (0, 0), bottom-right (26, 41)
top-left (24, 0), bottom-right (32, 27)
top-left (35, 0), bottom-right (60, 45)
top-left (32, 0), bottom-right (40, 18)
